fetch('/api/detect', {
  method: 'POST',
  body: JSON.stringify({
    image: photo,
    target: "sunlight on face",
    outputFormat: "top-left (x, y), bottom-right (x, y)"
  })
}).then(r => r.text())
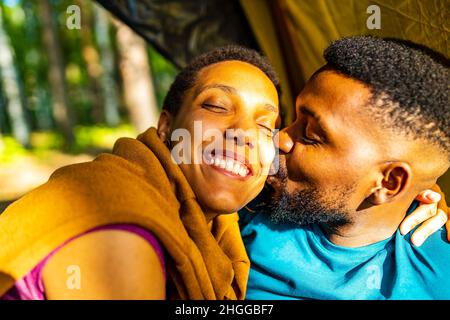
top-left (171, 60), bottom-right (279, 214)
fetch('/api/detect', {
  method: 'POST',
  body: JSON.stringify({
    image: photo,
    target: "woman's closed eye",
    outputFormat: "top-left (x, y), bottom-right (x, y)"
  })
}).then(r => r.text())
top-left (258, 124), bottom-right (275, 137)
top-left (201, 103), bottom-right (229, 113)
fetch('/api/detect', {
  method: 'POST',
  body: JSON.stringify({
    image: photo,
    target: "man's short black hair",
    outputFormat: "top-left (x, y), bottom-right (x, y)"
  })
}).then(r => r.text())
top-left (163, 45), bottom-right (281, 115)
top-left (323, 36), bottom-right (450, 159)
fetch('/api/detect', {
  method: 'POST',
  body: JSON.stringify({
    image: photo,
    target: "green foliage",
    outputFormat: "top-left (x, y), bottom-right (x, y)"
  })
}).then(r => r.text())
top-left (148, 45), bottom-right (178, 109)
top-left (0, 0), bottom-right (177, 152)
top-left (0, 135), bottom-right (28, 162)
top-left (0, 124), bottom-right (136, 163)
top-left (70, 123), bottom-right (135, 153)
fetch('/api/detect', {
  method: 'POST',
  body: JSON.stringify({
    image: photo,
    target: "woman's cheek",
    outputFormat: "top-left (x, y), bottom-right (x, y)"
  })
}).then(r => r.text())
top-left (258, 137), bottom-right (276, 176)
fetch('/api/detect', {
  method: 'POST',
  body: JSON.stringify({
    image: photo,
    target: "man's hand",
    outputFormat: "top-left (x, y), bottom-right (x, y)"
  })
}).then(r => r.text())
top-left (400, 185), bottom-right (449, 246)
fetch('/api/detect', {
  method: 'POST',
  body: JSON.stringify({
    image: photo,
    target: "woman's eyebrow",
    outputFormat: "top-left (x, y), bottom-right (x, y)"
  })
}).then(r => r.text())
top-left (264, 103), bottom-right (278, 113)
top-left (194, 84), bottom-right (237, 96)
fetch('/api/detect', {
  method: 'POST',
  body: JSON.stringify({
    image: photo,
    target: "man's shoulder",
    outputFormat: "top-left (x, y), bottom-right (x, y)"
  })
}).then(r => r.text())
top-left (396, 201), bottom-right (450, 274)
top-left (412, 227), bottom-right (450, 258)
top-left (395, 228), bottom-right (450, 298)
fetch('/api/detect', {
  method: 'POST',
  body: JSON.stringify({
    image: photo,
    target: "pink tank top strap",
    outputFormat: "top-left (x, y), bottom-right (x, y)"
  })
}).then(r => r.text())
top-left (1, 224), bottom-right (165, 300)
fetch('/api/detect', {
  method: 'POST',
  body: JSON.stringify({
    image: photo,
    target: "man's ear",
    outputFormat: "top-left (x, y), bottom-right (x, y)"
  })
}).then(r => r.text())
top-left (157, 110), bottom-right (173, 143)
top-left (368, 162), bottom-right (412, 205)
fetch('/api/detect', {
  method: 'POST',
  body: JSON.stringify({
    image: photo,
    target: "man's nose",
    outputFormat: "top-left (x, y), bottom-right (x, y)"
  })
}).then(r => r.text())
top-left (275, 129), bottom-right (294, 153)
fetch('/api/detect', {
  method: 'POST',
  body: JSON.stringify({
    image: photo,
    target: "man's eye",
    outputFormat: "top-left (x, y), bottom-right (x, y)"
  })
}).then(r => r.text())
top-left (202, 103), bottom-right (228, 113)
top-left (301, 122), bottom-right (321, 145)
top-left (301, 129), bottom-right (320, 145)
top-left (301, 136), bottom-right (319, 145)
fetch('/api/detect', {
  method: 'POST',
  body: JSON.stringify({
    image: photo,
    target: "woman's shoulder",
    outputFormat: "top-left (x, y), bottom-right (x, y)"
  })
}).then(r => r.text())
top-left (2, 224), bottom-right (166, 300)
top-left (42, 224), bottom-right (166, 299)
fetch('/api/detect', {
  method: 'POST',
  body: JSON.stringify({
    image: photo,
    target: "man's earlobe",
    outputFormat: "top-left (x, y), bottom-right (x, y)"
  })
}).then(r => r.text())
top-left (157, 110), bottom-right (173, 143)
top-left (368, 163), bottom-right (412, 205)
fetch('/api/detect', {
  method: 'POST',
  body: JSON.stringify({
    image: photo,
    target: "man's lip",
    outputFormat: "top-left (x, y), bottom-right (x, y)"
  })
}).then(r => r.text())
top-left (205, 149), bottom-right (254, 176)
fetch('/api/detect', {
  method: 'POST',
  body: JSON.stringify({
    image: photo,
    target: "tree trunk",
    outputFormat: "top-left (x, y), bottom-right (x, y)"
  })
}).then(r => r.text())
top-left (0, 7), bottom-right (30, 147)
top-left (114, 20), bottom-right (159, 133)
top-left (94, 4), bottom-right (120, 126)
top-left (38, 0), bottom-right (75, 146)
top-left (78, 0), bottom-right (103, 124)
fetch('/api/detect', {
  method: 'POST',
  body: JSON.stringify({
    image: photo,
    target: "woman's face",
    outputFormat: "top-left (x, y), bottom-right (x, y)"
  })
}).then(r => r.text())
top-left (162, 60), bottom-right (279, 214)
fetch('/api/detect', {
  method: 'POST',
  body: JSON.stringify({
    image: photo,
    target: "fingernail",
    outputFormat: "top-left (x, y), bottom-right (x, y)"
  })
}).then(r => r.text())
top-left (400, 226), bottom-right (408, 235)
top-left (413, 237), bottom-right (424, 247)
top-left (426, 192), bottom-right (441, 202)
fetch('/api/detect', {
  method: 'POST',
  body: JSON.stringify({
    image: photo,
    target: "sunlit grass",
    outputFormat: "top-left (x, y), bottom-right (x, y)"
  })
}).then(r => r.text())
top-left (72, 123), bottom-right (136, 152)
top-left (0, 136), bottom-right (28, 163)
top-left (0, 124), bottom-right (137, 163)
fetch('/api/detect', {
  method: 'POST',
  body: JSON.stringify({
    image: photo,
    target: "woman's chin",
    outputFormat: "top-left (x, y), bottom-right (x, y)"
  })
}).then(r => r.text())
top-left (197, 179), bottom-right (265, 215)
top-left (200, 195), bottom-right (249, 215)
top-left (189, 169), bottom-right (264, 214)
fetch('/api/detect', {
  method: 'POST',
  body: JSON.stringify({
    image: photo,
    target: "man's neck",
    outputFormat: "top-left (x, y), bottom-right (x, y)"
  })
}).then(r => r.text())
top-left (322, 201), bottom-right (411, 248)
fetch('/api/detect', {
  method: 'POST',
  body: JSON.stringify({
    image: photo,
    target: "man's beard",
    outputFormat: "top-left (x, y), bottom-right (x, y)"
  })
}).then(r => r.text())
top-left (261, 165), bottom-right (355, 231)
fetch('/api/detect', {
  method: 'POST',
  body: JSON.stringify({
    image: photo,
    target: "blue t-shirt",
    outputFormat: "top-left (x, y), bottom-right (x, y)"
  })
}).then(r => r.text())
top-left (239, 201), bottom-right (450, 300)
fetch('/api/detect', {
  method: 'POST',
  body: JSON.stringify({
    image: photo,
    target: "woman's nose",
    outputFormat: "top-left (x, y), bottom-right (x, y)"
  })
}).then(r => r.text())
top-left (275, 129), bottom-right (294, 153)
top-left (225, 128), bottom-right (255, 149)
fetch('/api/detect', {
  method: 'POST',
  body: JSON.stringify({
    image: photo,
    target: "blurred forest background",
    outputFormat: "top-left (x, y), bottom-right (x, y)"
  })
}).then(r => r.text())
top-left (0, 0), bottom-right (177, 210)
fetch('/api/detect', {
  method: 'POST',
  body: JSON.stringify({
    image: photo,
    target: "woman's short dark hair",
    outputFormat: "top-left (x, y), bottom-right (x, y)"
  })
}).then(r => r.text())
top-left (162, 45), bottom-right (281, 115)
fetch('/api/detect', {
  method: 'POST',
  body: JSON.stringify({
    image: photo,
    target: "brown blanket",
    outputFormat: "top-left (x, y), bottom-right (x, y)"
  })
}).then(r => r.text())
top-left (0, 127), bottom-right (250, 299)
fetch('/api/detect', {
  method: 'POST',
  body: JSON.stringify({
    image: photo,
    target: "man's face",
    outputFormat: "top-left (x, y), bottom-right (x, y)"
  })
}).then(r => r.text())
top-left (266, 68), bottom-right (387, 228)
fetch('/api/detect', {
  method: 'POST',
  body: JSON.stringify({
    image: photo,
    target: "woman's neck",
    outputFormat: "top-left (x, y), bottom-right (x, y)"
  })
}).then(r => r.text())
top-left (203, 210), bottom-right (221, 232)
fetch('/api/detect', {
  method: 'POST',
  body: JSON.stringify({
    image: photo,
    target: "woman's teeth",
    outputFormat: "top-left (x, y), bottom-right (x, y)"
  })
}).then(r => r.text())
top-left (208, 156), bottom-right (249, 177)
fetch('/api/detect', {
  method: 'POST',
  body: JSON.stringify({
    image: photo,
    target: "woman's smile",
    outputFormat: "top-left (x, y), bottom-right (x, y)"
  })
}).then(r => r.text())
top-left (204, 149), bottom-right (253, 180)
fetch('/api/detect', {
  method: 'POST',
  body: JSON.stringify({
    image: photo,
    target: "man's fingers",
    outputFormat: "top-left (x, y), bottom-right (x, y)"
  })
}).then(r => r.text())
top-left (410, 209), bottom-right (448, 247)
top-left (400, 203), bottom-right (437, 235)
top-left (415, 190), bottom-right (441, 204)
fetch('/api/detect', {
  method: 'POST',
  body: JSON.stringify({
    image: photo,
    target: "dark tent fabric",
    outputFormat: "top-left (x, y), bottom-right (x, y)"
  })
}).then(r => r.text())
top-left (96, 0), bottom-right (258, 69)
top-left (94, 0), bottom-right (294, 125)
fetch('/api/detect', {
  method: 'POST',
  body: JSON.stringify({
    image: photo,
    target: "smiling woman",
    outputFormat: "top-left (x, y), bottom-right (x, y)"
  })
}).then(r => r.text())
top-left (0, 45), bottom-right (281, 300)
top-left (160, 59), bottom-right (279, 215)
